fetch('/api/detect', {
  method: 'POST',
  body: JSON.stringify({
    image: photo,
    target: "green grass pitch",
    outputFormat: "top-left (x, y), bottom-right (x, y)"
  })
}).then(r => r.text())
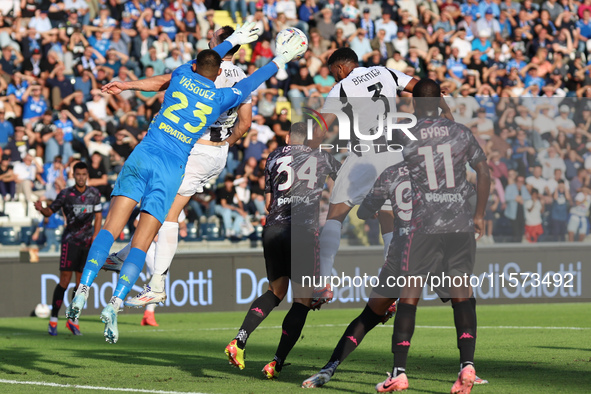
top-left (0, 303), bottom-right (590, 393)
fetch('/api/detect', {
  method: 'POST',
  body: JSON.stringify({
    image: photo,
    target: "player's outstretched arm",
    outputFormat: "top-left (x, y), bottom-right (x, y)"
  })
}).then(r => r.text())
top-left (473, 160), bottom-right (491, 240)
top-left (212, 22), bottom-right (262, 58)
top-left (102, 74), bottom-right (172, 95)
top-left (226, 102), bottom-right (253, 146)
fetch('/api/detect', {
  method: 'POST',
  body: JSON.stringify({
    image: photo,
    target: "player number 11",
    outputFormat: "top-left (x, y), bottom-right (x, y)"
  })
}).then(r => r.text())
top-left (418, 144), bottom-right (455, 190)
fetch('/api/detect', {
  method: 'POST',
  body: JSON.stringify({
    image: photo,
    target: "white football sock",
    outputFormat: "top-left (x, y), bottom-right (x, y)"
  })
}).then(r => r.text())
top-left (153, 221), bottom-right (179, 276)
top-left (145, 241), bottom-right (156, 276)
top-left (382, 232), bottom-right (393, 261)
top-left (146, 303), bottom-right (156, 312)
top-left (149, 273), bottom-right (166, 293)
top-left (318, 219), bottom-right (342, 278)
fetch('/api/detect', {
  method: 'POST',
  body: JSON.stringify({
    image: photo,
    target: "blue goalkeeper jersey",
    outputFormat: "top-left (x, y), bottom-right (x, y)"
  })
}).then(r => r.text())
top-left (143, 60), bottom-right (247, 160)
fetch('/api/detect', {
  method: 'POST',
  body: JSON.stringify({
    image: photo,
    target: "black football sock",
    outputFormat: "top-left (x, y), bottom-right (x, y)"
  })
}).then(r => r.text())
top-left (51, 284), bottom-right (67, 318)
top-left (391, 302), bottom-right (417, 376)
top-left (273, 302), bottom-right (310, 371)
top-left (326, 305), bottom-right (383, 369)
top-left (453, 300), bottom-right (477, 369)
top-left (235, 290), bottom-right (281, 349)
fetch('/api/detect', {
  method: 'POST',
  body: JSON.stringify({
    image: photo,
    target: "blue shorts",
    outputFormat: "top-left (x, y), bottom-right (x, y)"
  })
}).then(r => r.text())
top-left (112, 142), bottom-right (186, 223)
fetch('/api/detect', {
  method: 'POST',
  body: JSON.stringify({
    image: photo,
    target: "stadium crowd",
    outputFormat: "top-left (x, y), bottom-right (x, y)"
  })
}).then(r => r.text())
top-left (0, 0), bottom-right (591, 246)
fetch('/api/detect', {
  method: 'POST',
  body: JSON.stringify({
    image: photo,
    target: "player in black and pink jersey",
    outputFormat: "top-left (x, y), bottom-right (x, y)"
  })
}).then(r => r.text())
top-left (303, 160), bottom-right (412, 388)
top-left (225, 122), bottom-right (340, 378)
top-left (35, 161), bottom-right (102, 337)
top-left (375, 79), bottom-right (490, 394)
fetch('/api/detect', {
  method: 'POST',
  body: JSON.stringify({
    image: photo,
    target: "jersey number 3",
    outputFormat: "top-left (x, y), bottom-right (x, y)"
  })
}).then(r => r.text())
top-left (162, 91), bottom-right (213, 134)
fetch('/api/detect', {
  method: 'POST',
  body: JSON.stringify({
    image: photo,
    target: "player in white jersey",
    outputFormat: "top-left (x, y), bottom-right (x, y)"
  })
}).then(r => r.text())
top-left (102, 26), bottom-right (253, 306)
top-left (309, 48), bottom-right (453, 306)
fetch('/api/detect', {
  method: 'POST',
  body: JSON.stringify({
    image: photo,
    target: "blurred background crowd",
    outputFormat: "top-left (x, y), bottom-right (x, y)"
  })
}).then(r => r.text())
top-left (0, 0), bottom-right (591, 248)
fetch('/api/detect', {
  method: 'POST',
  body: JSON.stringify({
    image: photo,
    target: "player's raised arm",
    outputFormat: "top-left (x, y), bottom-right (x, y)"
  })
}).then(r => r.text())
top-left (212, 22), bottom-right (262, 58)
top-left (226, 33), bottom-right (308, 109)
top-left (102, 74), bottom-right (172, 95)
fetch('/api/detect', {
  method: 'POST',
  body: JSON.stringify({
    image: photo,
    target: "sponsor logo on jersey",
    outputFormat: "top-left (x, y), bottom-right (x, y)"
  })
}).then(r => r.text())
top-left (73, 204), bottom-right (96, 214)
top-left (159, 122), bottom-right (193, 144)
top-left (425, 193), bottom-right (465, 203)
top-left (277, 196), bottom-right (310, 206)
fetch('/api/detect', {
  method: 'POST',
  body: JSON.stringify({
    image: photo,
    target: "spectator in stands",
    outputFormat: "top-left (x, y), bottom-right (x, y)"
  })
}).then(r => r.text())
top-left (568, 188), bottom-right (591, 241)
top-left (505, 171), bottom-right (531, 242)
top-left (13, 153), bottom-right (43, 203)
top-left (215, 175), bottom-right (247, 238)
top-left (87, 151), bottom-right (112, 199)
top-left (0, 155), bottom-right (15, 201)
top-left (549, 179), bottom-right (571, 241)
top-left (44, 128), bottom-right (74, 164)
top-left (287, 66), bottom-right (317, 115)
top-left (5, 127), bottom-right (35, 162)
top-left (22, 84), bottom-right (48, 126)
top-left (524, 188), bottom-right (544, 242)
top-left (243, 130), bottom-right (266, 162)
top-left (0, 110), bottom-right (13, 149)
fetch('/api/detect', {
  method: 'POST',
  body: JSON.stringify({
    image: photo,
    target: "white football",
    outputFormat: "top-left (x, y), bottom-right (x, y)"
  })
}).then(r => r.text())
top-left (35, 303), bottom-right (51, 318)
top-left (275, 27), bottom-right (308, 60)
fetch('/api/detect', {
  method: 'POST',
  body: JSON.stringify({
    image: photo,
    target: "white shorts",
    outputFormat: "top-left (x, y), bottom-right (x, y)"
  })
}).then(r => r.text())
top-left (567, 214), bottom-right (589, 235)
top-left (330, 152), bottom-right (403, 206)
top-left (177, 143), bottom-right (229, 197)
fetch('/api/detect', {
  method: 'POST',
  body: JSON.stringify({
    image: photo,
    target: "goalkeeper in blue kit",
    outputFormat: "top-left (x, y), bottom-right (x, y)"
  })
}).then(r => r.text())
top-left (66, 22), bottom-right (306, 344)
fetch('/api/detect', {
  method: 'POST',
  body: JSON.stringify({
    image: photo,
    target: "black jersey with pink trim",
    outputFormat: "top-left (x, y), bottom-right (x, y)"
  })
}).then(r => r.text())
top-left (49, 186), bottom-right (102, 246)
top-left (358, 161), bottom-right (412, 240)
top-left (265, 144), bottom-right (340, 228)
top-left (396, 117), bottom-right (486, 234)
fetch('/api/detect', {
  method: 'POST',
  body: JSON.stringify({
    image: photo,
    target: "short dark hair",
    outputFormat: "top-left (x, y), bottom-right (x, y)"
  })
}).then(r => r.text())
top-left (327, 47), bottom-right (359, 67)
top-left (412, 78), bottom-right (440, 113)
top-left (217, 26), bottom-right (240, 56)
top-left (73, 161), bottom-right (88, 172)
top-left (195, 49), bottom-right (222, 76)
top-left (289, 122), bottom-right (307, 141)
top-left (412, 78), bottom-right (441, 98)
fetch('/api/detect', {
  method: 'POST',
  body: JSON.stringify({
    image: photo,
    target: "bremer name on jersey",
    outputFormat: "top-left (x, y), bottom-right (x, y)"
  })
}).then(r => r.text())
top-left (265, 145), bottom-right (340, 228)
top-left (49, 186), bottom-right (101, 246)
top-left (199, 61), bottom-right (252, 143)
top-left (396, 117), bottom-right (487, 234)
top-left (321, 66), bottom-right (413, 157)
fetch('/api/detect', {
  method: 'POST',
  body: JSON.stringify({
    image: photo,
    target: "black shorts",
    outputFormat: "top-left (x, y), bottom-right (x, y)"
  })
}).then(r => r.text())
top-left (59, 242), bottom-right (89, 272)
top-left (401, 232), bottom-right (476, 277)
top-left (372, 242), bottom-right (402, 299)
top-left (263, 224), bottom-right (318, 285)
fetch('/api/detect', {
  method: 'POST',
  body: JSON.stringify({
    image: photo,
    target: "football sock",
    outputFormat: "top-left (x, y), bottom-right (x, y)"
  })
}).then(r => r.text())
top-left (154, 221), bottom-right (179, 276)
top-left (113, 248), bottom-right (147, 300)
top-left (146, 303), bottom-right (156, 312)
top-left (453, 300), bottom-right (477, 367)
top-left (235, 290), bottom-right (281, 349)
top-left (80, 229), bottom-right (114, 287)
top-left (274, 302), bottom-right (310, 371)
top-left (108, 296), bottom-right (123, 310)
top-left (327, 305), bottom-right (383, 366)
top-left (391, 303), bottom-right (417, 375)
top-left (318, 219), bottom-right (342, 277)
top-left (382, 232), bottom-right (393, 261)
top-left (51, 284), bottom-right (67, 318)
top-left (145, 242), bottom-right (156, 276)
top-left (149, 273), bottom-right (166, 293)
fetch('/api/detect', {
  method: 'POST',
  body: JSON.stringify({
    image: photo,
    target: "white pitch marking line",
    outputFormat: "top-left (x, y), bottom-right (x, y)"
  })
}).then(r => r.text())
top-left (5, 324), bottom-right (589, 337)
top-left (0, 379), bottom-right (205, 394)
